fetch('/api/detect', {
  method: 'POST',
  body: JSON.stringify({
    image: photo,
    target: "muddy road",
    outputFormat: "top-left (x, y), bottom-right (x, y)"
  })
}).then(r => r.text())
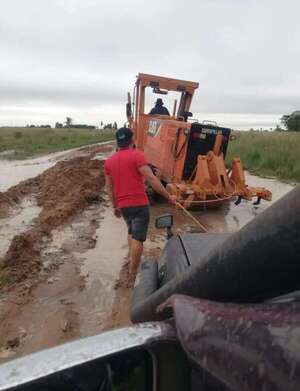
top-left (0, 143), bottom-right (294, 361)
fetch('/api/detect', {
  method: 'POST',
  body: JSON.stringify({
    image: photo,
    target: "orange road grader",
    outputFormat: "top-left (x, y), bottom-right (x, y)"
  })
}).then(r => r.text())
top-left (126, 73), bottom-right (271, 207)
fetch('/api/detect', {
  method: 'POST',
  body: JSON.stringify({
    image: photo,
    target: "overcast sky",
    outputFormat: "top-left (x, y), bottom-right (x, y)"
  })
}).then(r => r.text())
top-left (0, 0), bottom-right (299, 129)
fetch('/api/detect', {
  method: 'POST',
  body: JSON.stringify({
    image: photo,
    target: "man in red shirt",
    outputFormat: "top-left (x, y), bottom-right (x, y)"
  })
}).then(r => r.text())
top-left (104, 127), bottom-right (176, 277)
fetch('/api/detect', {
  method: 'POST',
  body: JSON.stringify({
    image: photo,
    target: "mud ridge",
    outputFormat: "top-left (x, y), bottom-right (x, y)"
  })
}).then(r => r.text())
top-left (0, 157), bottom-right (105, 291)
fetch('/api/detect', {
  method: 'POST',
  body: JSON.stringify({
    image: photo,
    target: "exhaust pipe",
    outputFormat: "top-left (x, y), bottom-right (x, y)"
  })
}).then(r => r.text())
top-left (131, 185), bottom-right (300, 323)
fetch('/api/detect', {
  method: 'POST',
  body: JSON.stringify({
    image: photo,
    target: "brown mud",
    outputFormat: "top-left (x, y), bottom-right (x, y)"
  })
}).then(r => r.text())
top-left (0, 142), bottom-right (294, 362)
top-left (0, 144), bottom-right (117, 360)
top-left (0, 156), bottom-right (105, 291)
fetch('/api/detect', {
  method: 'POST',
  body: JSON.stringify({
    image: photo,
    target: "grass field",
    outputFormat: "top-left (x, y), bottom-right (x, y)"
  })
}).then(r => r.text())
top-left (1, 127), bottom-right (299, 182)
top-left (226, 131), bottom-right (300, 183)
top-left (0, 127), bottom-right (115, 159)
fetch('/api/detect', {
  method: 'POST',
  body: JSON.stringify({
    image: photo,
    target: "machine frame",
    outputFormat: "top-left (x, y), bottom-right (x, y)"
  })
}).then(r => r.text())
top-left (127, 73), bottom-right (271, 207)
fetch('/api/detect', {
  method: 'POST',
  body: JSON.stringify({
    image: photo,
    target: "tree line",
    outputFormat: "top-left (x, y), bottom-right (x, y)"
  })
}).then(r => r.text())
top-left (25, 117), bottom-right (118, 130)
top-left (280, 111), bottom-right (300, 132)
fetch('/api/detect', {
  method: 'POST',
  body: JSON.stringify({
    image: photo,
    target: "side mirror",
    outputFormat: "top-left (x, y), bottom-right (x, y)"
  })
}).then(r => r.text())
top-left (155, 214), bottom-right (173, 239)
top-left (155, 214), bottom-right (173, 229)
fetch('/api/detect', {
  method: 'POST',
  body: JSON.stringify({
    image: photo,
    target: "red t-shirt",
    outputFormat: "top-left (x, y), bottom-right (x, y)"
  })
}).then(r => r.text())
top-left (104, 148), bottom-right (149, 208)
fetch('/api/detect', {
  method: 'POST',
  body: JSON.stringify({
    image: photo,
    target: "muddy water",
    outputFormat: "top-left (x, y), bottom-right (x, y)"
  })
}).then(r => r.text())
top-left (0, 153), bottom-right (63, 192)
top-left (80, 207), bottom-right (128, 288)
top-left (183, 173), bottom-right (295, 234)
top-left (43, 202), bottom-right (128, 309)
top-left (0, 141), bottom-right (114, 192)
top-left (0, 198), bottom-right (41, 257)
top-left (0, 202), bottom-right (128, 360)
top-left (77, 206), bottom-right (128, 333)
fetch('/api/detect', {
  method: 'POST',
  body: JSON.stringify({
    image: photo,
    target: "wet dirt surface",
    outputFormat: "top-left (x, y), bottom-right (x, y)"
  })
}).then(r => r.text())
top-left (0, 198), bottom-right (41, 258)
top-left (0, 143), bottom-right (114, 360)
top-left (0, 154), bottom-right (106, 293)
top-left (0, 141), bottom-right (295, 362)
top-left (0, 141), bottom-right (113, 192)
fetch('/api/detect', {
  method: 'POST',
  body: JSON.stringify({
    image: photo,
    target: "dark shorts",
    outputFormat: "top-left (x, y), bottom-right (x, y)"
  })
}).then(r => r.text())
top-left (120, 205), bottom-right (150, 242)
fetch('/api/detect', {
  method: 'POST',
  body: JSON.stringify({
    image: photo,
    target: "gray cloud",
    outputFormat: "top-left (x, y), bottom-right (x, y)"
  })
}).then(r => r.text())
top-left (0, 0), bottom-right (299, 128)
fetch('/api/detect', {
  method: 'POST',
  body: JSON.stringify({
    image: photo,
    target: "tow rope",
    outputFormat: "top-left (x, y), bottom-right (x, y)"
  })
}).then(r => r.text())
top-left (175, 202), bottom-right (208, 233)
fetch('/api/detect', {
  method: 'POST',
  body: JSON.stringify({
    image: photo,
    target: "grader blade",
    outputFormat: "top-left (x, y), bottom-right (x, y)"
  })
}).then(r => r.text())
top-left (167, 152), bottom-right (271, 208)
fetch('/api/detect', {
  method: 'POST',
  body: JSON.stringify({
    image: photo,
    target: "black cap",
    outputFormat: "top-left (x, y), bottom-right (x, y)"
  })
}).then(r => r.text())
top-left (116, 127), bottom-right (133, 147)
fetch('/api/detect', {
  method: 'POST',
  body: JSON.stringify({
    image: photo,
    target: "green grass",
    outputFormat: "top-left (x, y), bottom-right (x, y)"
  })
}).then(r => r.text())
top-left (226, 131), bottom-right (300, 183)
top-left (0, 127), bottom-right (115, 159)
top-left (1, 127), bottom-right (299, 182)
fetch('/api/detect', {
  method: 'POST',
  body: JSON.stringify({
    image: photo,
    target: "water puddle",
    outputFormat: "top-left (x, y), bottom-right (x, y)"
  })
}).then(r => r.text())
top-left (77, 207), bottom-right (128, 331)
top-left (92, 153), bottom-right (108, 161)
top-left (0, 141), bottom-right (114, 192)
top-left (188, 173), bottom-right (295, 233)
top-left (39, 203), bottom-right (128, 334)
top-left (0, 148), bottom-right (79, 192)
top-left (0, 198), bottom-right (41, 257)
top-left (0, 158), bottom-right (57, 192)
top-left (245, 172), bottom-right (295, 201)
top-left (142, 174), bottom-right (295, 235)
top-left (80, 206), bottom-right (128, 288)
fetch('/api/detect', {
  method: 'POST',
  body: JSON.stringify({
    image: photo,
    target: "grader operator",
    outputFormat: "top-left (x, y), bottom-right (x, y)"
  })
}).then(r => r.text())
top-left (126, 73), bottom-right (271, 208)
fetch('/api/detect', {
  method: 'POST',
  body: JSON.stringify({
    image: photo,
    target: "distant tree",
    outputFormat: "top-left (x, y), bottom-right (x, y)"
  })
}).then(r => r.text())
top-left (113, 121), bottom-right (118, 130)
top-left (280, 115), bottom-right (289, 129)
top-left (100, 121), bottom-right (103, 128)
top-left (281, 111), bottom-right (300, 132)
top-left (55, 122), bottom-right (63, 128)
top-left (104, 123), bottom-right (112, 129)
top-left (65, 117), bottom-right (73, 128)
